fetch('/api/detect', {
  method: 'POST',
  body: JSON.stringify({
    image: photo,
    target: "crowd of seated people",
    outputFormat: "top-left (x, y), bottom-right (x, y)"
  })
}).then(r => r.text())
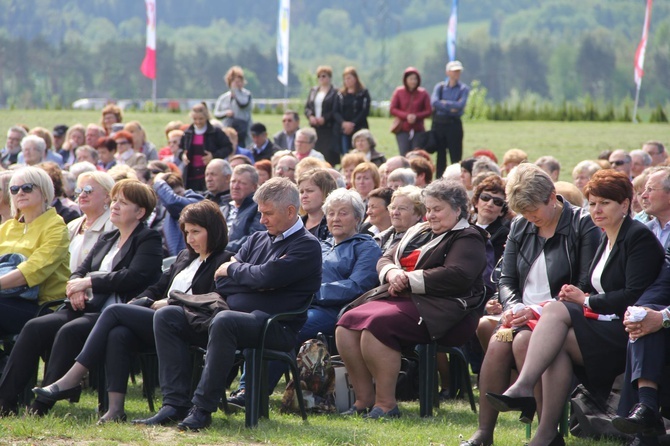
top-left (1, 72), bottom-right (670, 446)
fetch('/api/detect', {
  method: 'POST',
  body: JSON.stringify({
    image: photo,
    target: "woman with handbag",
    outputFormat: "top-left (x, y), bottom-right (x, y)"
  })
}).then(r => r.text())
top-left (336, 179), bottom-right (489, 419)
top-left (0, 179), bottom-right (163, 417)
top-left (34, 200), bottom-right (230, 424)
top-left (389, 67), bottom-right (432, 156)
top-left (214, 66), bottom-right (253, 147)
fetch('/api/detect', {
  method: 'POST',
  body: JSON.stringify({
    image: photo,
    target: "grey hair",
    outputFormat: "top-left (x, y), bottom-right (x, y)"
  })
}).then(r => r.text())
top-left (392, 185), bottom-right (426, 217)
top-left (422, 178), bottom-right (469, 220)
top-left (209, 158), bottom-right (233, 176)
top-left (352, 128), bottom-right (376, 150)
top-left (572, 160), bottom-right (601, 178)
top-left (322, 188), bottom-right (366, 226)
top-left (7, 126), bottom-right (27, 139)
top-left (254, 177), bottom-right (299, 209)
top-left (77, 171), bottom-right (115, 194)
top-left (75, 145), bottom-right (99, 163)
top-left (297, 127), bottom-right (317, 145)
top-left (21, 134), bottom-right (46, 154)
top-left (9, 166), bottom-right (55, 218)
top-left (535, 156), bottom-right (561, 175)
top-left (630, 149), bottom-right (653, 168)
top-left (505, 163), bottom-right (555, 213)
top-left (388, 168), bottom-right (416, 186)
top-left (69, 161), bottom-right (98, 179)
top-left (233, 163), bottom-right (259, 185)
top-left (473, 157), bottom-right (502, 177)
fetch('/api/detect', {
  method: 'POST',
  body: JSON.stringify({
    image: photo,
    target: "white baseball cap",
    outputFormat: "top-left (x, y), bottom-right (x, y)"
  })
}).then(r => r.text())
top-left (446, 60), bottom-right (464, 72)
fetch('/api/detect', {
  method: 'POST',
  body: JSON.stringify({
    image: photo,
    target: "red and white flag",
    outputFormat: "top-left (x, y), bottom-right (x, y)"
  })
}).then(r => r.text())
top-left (634, 0), bottom-right (653, 87)
top-left (140, 0), bottom-right (156, 80)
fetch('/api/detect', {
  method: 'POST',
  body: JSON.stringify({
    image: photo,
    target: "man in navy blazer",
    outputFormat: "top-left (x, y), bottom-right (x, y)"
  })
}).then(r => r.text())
top-left (613, 252), bottom-right (670, 445)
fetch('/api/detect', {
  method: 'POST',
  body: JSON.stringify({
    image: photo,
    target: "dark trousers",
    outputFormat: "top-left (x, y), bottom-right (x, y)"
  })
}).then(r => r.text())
top-left (618, 303), bottom-right (670, 416)
top-left (432, 118), bottom-right (463, 177)
top-left (76, 304), bottom-right (156, 394)
top-left (0, 309), bottom-right (98, 406)
top-left (190, 310), bottom-right (297, 413)
top-left (153, 306), bottom-right (208, 409)
top-left (315, 126), bottom-right (338, 167)
top-left (0, 297), bottom-right (39, 336)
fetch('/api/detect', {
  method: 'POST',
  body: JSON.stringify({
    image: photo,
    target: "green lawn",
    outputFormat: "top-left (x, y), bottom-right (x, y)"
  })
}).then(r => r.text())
top-left (2, 109), bottom-right (666, 181)
top-left (0, 380), bottom-right (623, 445)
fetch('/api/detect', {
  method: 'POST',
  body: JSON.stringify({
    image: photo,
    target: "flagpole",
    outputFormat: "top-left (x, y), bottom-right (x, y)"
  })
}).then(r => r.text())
top-left (633, 81), bottom-right (641, 124)
top-left (152, 79), bottom-right (157, 112)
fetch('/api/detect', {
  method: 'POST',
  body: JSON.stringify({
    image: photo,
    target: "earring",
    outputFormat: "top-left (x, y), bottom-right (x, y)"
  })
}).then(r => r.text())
top-left (104, 204), bottom-right (109, 210)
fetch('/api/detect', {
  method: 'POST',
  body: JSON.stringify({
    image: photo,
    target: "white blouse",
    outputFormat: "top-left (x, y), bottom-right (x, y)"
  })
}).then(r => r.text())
top-left (168, 257), bottom-right (204, 295)
top-left (523, 252), bottom-right (553, 305)
top-left (314, 90), bottom-right (326, 118)
top-left (590, 243), bottom-right (612, 295)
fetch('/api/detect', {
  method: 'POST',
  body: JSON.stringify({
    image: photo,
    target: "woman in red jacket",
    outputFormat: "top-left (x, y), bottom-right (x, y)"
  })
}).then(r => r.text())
top-left (389, 67), bottom-right (432, 156)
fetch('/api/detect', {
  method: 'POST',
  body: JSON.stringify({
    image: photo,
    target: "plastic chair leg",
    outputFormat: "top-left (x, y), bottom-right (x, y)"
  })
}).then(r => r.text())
top-left (418, 343), bottom-right (437, 417)
top-left (244, 348), bottom-right (263, 428)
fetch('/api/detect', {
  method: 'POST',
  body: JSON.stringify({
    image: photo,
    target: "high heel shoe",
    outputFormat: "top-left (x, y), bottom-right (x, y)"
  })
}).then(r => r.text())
top-left (486, 392), bottom-right (536, 424)
top-left (548, 432), bottom-right (565, 446)
top-left (32, 384), bottom-right (81, 403)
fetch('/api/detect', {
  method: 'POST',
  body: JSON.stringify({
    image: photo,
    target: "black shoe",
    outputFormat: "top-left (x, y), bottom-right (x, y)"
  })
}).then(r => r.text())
top-left (25, 398), bottom-right (52, 417)
top-left (131, 404), bottom-right (189, 426)
top-left (628, 434), bottom-right (661, 446)
top-left (613, 403), bottom-right (665, 436)
top-left (177, 405), bottom-right (212, 431)
top-left (0, 400), bottom-right (17, 417)
top-left (226, 389), bottom-right (246, 409)
top-left (486, 392), bottom-right (536, 424)
top-left (32, 384), bottom-right (81, 403)
top-left (547, 432), bottom-right (565, 446)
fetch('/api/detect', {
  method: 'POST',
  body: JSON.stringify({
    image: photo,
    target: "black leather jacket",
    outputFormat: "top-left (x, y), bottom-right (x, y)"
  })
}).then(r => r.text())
top-left (498, 196), bottom-right (600, 309)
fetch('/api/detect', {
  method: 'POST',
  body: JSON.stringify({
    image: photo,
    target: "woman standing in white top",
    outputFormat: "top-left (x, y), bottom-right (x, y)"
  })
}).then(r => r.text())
top-left (304, 66), bottom-right (338, 166)
top-left (464, 163), bottom-right (600, 446)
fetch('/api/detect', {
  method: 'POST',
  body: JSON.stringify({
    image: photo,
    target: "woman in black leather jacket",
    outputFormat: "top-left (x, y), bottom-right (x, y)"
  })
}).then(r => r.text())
top-left (464, 164), bottom-right (599, 446)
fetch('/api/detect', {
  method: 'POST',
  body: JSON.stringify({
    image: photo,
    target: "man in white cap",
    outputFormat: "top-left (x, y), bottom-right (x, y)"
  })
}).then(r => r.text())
top-left (430, 60), bottom-right (469, 178)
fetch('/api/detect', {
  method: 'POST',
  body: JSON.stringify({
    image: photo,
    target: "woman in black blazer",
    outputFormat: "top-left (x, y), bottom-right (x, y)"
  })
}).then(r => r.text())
top-left (0, 179), bottom-right (162, 417)
top-left (34, 200), bottom-right (230, 424)
top-left (304, 66), bottom-right (338, 166)
top-left (487, 170), bottom-right (664, 446)
top-left (333, 66), bottom-right (370, 159)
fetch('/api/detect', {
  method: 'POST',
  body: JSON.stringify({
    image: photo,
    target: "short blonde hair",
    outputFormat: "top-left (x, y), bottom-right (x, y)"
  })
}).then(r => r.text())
top-left (503, 148), bottom-right (528, 165)
top-left (225, 66), bottom-right (245, 87)
top-left (392, 185), bottom-right (425, 217)
top-left (352, 162), bottom-right (381, 190)
top-left (9, 166), bottom-right (55, 218)
top-left (505, 163), bottom-right (555, 213)
top-left (77, 171), bottom-right (115, 195)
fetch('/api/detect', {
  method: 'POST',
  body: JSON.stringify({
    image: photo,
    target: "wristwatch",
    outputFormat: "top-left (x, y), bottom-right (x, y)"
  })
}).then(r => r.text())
top-left (662, 309), bottom-right (670, 329)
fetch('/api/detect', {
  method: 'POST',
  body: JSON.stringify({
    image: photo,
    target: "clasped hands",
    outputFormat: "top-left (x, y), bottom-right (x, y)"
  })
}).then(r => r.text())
top-left (624, 308), bottom-right (663, 341)
top-left (386, 269), bottom-right (410, 297)
top-left (66, 277), bottom-right (92, 311)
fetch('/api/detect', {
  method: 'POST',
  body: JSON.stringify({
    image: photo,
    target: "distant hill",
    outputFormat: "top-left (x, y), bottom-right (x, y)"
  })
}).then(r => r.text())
top-left (1, 0), bottom-right (669, 108)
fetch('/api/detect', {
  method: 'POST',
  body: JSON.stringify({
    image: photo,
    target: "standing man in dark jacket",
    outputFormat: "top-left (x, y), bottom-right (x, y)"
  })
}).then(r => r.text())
top-left (430, 60), bottom-right (469, 177)
top-left (142, 177), bottom-right (322, 430)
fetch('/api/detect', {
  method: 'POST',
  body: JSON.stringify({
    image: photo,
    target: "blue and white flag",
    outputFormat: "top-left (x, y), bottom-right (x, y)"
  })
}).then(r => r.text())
top-left (447, 0), bottom-right (458, 62)
top-left (277, 0), bottom-right (290, 86)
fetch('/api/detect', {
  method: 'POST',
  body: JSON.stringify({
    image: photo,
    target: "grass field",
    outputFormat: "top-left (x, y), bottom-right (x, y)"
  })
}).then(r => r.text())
top-left (2, 109), bottom-right (667, 182)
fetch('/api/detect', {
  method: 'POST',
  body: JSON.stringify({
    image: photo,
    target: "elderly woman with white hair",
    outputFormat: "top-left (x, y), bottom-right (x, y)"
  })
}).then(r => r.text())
top-left (20, 135), bottom-right (47, 166)
top-left (337, 179), bottom-right (489, 418)
top-left (375, 185), bottom-right (425, 253)
top-left (387, 167), bottom-right (416, 190)
top-left (572, 160), bottom-right (601, 195)
top-left (351, 129), bottom-right (386, 167)
top-left (0, 166), bottom-right (70, 336)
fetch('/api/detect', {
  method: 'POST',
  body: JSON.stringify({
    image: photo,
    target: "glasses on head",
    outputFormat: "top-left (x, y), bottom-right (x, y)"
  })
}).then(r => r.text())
top-left (610, 160), bottom-right (629, 166)
top-left (388, 205), bottom-right (412, 213)
top-left (75, 185), bottom-right (94, 196)
top-left (479, 192), bottom-right (506, 207)
top-left (10, 183), bottom-right (36, 195)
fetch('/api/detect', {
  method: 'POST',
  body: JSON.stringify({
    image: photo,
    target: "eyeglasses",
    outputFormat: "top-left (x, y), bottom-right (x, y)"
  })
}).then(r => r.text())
top-left (479, 192), bottom-right (505, 207)
top-left (75, 185), bottom-right (94, 196)
top-left (318, 74), bottom-right (329, 78)
top-left (388, 205), bottom-right (412, 213)
top-left (610, 160), bottom-right (629, 166)
top-left (10, 183), bottom-right (36, 195)
top-left (116, 140), bottom-right (130, 145)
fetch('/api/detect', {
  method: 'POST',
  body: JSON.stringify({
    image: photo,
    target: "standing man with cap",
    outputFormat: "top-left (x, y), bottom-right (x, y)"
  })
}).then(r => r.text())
top-left (249, 123), bottom-right (279, 162)
top-left (430, 60), bottom-right (469, 178)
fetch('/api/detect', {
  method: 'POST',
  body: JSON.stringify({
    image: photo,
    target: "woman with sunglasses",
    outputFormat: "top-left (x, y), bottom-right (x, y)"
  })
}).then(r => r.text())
top-left (0, 179), bottom-right (163, 417)
top-left (67, 171), bottom-right (116, 274)
top-left (463, 164), bottom-right (600, 446)
top-left (0, 167), bottom-right (70, 337)
top-left (471, 175), bottom-right (511, 263)
top-left (305, 65), bottom-right (338, 166)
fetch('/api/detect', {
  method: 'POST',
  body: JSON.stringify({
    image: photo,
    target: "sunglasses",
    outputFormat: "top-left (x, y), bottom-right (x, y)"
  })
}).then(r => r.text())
top-left (75, 185), bottom-right (94, 196)
top-left (610, 160), bottom-right (629, 166)
top-left (9, 183), bottom-right (36, 195)
top-left (479, 192), bottom-right (505, 207)
top-left (318, 74), bottom-right (329, 78)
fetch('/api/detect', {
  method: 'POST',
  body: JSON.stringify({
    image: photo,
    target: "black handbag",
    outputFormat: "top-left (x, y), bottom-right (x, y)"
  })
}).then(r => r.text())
top-left (168, 290), bottom-right (229, 334)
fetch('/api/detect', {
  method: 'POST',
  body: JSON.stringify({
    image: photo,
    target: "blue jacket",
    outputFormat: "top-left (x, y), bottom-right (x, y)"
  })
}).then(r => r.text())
top-left (221, 194), bottom-right (265, 253)
top-left (153, 180), bottom-right (204, 256)
top-left (315, 233), bottom-right (381, 308)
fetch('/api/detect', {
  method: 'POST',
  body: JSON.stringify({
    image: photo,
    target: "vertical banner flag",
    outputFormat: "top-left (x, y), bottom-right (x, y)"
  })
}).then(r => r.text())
top-left (277, 0), bottom-right (290, 86)
top-left (634, 0), bottom-right (653, 87)
top-left (447, 0), bottom-right (458, 62)
top-left (140, 0), bottom-right (157, 80)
